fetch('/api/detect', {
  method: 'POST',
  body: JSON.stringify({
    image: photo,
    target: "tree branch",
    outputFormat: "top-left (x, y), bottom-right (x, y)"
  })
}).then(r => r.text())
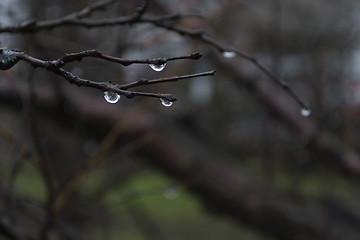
top-left (119, 70), bottom-right (215, 90)
top-left (74, 0), bottom-right (115, 19)
top-left (52, 49), bottom-right (202, 67)
top-left (0, 0), bottom-right (195, 33)
top-left (1, 48), bottom-right (214, 102)
top-left (148, 21), bottom-right (311, 111)
top-left (0, 0), bottom-right (306, 110)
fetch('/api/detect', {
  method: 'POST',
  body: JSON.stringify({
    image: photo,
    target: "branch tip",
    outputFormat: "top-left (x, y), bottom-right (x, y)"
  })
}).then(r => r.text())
top-left (190, 52), bottom-right (202, 59)
top-left (125, 92), bottom-right (135, 99)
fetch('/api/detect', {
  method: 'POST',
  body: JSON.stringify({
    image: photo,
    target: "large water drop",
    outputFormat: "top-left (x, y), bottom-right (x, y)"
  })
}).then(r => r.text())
top-left (300, 108), bottom-right (311, 117)
top-left (104, 91), bottom-right (120, 104)
top-left (160, 98), bottom-right (173, 107)
top-left (149, 62), bottom-right (166, 72)
top-left (222, 51), bottom-right (236, 58)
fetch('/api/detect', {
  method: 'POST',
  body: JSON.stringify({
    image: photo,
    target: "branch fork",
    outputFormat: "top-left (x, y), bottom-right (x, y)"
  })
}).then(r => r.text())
top-left (0, 47), bottom-right (214, 103)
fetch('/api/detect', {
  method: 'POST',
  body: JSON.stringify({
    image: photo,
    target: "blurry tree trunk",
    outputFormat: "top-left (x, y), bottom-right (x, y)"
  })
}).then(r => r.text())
top-left (141, 136), bottom-right (360, 240)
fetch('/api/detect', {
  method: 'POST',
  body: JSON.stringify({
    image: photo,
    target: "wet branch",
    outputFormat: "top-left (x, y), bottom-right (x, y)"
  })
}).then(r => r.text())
top-left (52, 49), bottom-right (202, 67)
top-left (120, 71), bottom-right (215, 90)
top-left (2, 48), bottom-right (214, 102)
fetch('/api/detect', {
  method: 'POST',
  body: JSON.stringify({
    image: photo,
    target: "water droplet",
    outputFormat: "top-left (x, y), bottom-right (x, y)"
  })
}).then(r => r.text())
top-left (222, 51), bottom-right (236, 58)
top-left (300, 108), bottom-right (311, 117)
top-left (163, 186), bottom-right (179, 200)
top-left (159, 98), bottom-right (173, 107)
top-left (149, 62), bottom-right (166, 72)
top-left (104, 91), bottom-right (120, 104)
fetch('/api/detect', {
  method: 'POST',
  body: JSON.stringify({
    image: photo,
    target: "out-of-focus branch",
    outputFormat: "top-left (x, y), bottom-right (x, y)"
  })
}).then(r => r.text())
top-left (51, 103), bottom-right (155, 213)
top-left (73, 0), bottom-right (115, 19)
top-left (22, 71), bottom-right (56, 240)
top-left (0, 184), bottom-right (91, 240)
top-left (148, 21), bottom-right (310, 111)
top-left (1, 81), bottom-right (360, 240)
top-left (0, 0), bottom-right (115, 33)
top-left (211, 51), bottom-right (360, 175)
top-left (140, 135), bottom-right (360, 240)
top-left (0, 217), bottom-right (20, 240)
top-left (0, 0), bottom-right (191, 33)
top-left (136, 0), bottom-right (149, 18)
top-left (0, 48), bottom-right (214, 102)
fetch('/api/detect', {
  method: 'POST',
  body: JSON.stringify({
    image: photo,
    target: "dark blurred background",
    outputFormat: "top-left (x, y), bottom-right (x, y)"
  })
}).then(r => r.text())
top-left (1, 0), bottom-right (360, 239)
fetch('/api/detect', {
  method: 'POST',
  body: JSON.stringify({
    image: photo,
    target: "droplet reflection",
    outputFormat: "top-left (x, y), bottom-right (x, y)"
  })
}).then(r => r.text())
top-left (104, 91), bottom-right (120, 104)
top-left (159, 98), bottom-right (173, 107)
top-left (149, 62), bottom-right (166, 72)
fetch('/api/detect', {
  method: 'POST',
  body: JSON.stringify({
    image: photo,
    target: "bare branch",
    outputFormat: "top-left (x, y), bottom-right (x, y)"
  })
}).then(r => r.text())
top-left (52, 49), bottom-right (202, 67)
top-left (0, 0), bottom-right (196, 33)
top-left (120, 70), bottom-right (215, 90)
top-left (148, 21), bottom-right (311, 111)
top-left (74, 0), bottom-right (114, 19)
top-left (2, 48), bottom-right (214, 102)
top-left (136, 0), bottom-right (149, 18)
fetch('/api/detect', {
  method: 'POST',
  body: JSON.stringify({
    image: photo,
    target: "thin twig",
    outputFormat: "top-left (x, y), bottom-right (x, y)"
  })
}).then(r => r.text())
top-left (136, 0), bottom-right (149, 18)
top-left (149, 22), bottom-right (311, 110)
top-left (0, 0), bottom-right (196, 33)
top-left (74, 0), bottom-right (114, 18)
top-left (120, 71), bottom-right (215, 90)
top-left (52, 49), bottom-right (202, 67)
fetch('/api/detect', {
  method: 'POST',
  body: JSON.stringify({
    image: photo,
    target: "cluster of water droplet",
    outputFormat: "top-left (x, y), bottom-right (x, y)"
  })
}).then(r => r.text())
top-left (102, 57), bottom-right (177, 107)
top-left (148, 59), bottom-right (175, 107)
top-left (103, 58), bottom-right (174, 107)
top-left (104, 91), bottom-right (120, 104)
